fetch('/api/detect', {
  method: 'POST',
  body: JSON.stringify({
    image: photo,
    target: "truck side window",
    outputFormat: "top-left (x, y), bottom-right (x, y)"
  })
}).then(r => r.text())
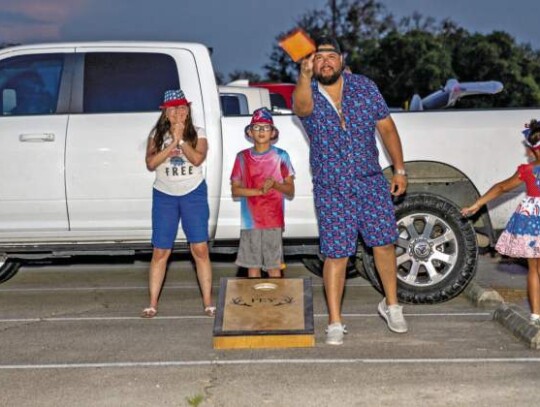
top-left (0, 54), bottom-right (63, 116)
top-left (220, 93), bottom-right (249, 116)
top-left (270, 93), bottom-right (287, 110)
top-left (83, 53), bottom-right (179, 113)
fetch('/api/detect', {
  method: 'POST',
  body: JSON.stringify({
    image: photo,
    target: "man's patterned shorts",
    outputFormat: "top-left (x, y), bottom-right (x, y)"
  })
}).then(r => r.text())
top-left (314, 173), bottom-right (398, 258)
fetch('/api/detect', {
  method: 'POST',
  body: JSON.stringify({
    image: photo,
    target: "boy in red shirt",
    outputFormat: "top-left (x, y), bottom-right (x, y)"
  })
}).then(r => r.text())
top-left (230, 108), bottom-right (295, 278)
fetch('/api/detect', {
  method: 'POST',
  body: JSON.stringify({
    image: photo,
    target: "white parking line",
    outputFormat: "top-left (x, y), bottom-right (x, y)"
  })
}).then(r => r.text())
top-left (2, 357), bottom-right (540, 370)
top-left (336, 312), bottom-right (491, 317)
top-left (0, 312), bottom-right (491, 323)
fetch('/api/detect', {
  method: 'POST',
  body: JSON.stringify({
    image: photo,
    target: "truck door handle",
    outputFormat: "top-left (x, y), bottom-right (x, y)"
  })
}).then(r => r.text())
top-left (19, 133), bottom-right (55, 142)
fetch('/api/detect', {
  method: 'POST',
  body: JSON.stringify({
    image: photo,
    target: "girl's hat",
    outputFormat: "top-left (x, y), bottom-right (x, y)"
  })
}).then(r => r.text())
top-left (244, 107), bottom-right (279, 139)
top-left (522, 119), bottom-right (540, 150)
top-left (160, 89), bottom-right (190, 109)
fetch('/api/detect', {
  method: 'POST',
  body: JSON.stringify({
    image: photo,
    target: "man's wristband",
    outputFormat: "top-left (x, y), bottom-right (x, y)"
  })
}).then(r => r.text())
top-left (395, 168), bottom-right (407, 176)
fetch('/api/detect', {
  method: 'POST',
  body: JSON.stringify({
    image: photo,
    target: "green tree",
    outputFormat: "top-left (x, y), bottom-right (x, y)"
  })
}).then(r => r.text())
top-left (262, 0), bottom-right (540, 108)
top-left (264, 0), bottom-right (395, 83)
top-left (360, 29), bottom-right (454, 107)
top-left (214, 71), bottom-right (225, 85)
top-left (449, 31), bottom-right (540, 107)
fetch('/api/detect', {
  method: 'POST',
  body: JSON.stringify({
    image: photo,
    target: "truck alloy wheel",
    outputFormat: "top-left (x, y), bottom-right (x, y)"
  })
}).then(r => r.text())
top-left (362, 193), bottom-right (478, 304)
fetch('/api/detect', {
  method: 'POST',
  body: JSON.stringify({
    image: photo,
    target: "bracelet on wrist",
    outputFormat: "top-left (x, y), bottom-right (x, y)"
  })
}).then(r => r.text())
top-left (395, 168), bottom-right (407, 176)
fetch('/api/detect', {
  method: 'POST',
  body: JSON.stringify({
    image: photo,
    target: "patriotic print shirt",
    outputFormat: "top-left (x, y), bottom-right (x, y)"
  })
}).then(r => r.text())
top-left (299, 72), bottom-right (389, 188)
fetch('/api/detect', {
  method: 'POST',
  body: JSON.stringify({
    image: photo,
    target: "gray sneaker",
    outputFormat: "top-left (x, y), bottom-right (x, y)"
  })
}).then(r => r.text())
top-left (378, 298), bottom-right (408, 333)
top-left (530, 317), bottom-right (540, 328)
top-left (325, 322), bottom-right (348, 345)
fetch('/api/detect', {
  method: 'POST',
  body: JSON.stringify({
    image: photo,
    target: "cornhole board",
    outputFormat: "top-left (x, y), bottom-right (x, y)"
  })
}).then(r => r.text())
top-left (213, 277), bottom-right (314, 349)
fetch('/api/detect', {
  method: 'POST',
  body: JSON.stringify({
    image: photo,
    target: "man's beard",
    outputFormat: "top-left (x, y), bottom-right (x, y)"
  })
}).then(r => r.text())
top-left (314, 66), bottom-right (343, 85)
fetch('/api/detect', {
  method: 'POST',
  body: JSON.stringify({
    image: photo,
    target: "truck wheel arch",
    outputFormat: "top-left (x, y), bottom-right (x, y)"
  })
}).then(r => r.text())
top-left (383, 161), bottom-right (494, 247)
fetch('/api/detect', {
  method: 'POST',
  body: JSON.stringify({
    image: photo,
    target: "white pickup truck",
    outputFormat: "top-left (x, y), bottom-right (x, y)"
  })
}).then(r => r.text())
top-left (1, 41), bottom-right (539, 304)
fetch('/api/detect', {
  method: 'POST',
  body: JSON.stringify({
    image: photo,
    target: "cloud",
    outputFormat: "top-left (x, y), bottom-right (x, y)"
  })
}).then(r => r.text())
top-left (0, 0), bottom-right (88, 43)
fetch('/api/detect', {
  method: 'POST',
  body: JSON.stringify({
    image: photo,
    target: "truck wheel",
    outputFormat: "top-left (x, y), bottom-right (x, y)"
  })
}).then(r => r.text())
top-left (302, 253), bottom-right (367, 280)
top-left (362, 193), bottom-right (478, 304)
top-left (0, 257), bottom-right (22, 284)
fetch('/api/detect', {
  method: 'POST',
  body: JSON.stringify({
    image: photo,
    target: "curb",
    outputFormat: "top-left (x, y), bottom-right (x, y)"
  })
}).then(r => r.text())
top-left (494, 304), bottom-right (540, 350)
top-left (464, 281), bottom-right (540, 349)
top-left (462, 281), bottom-right (504, 308)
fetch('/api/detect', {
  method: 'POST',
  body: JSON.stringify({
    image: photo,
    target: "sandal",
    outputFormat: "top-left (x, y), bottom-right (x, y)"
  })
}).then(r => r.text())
top-left (204, 306), bottom-right (216, 317)
top-left (141, 306), bottom-right (158, 318)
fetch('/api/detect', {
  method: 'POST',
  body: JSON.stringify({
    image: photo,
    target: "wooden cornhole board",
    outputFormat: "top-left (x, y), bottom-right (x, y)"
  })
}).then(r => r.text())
top-left (213, 277), bottom-right (314, 349)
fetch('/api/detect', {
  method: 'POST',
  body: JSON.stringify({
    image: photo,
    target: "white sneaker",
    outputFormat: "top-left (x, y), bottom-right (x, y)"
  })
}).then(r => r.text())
top-left (530, 315), bottom-right (540, 327)
top-left (325, 322), bottom-right (348, 345)
top-left (378, 298), bottom-right (408, 333)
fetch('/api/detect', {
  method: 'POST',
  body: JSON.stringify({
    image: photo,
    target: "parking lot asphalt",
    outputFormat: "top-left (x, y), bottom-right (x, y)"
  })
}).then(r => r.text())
top-left (1, 254), bottom-right (539, 407)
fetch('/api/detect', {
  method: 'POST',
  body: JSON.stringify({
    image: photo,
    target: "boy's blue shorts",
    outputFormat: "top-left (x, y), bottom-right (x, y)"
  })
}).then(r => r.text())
top-left (151, 181), bottom-right (209, 249)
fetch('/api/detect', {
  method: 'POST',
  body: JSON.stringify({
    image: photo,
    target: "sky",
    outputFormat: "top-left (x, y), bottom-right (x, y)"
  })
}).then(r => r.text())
top-left (0, 0), bottom-right (539, 79)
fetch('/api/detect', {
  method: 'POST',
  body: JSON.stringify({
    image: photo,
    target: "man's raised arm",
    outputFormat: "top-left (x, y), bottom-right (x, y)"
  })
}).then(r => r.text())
top-left (292, 54), bottom-right (315, 117)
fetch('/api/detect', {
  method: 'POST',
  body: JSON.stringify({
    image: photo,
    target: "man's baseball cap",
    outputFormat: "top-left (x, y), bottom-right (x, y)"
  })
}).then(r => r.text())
top-left (315, 36), bottom-right (342, 54)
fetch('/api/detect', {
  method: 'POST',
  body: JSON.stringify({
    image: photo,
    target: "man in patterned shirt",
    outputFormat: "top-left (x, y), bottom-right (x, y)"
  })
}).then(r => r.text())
top-left (293, 36), bottom-right (408, 345)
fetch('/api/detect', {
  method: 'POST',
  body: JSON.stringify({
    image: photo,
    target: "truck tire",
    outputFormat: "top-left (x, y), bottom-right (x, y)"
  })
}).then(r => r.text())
top-left (362, 193), bottom-right (478, 304)
top-left (0, 258), bottom-right (22, 284)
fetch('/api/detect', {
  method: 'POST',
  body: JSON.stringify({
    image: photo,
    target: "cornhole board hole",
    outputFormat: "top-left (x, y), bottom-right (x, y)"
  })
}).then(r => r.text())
top-left (213, 277), bottom-right (314, 349)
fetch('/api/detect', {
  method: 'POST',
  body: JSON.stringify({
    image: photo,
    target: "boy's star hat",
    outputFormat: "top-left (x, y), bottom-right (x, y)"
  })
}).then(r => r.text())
top-left (160, 89), bottom-right (190, 109)
top-left (245, 107), bottom-right (279, 139)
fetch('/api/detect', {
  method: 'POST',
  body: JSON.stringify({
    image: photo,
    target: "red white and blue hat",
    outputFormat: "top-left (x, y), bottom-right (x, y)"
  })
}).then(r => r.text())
top-left (244, 107), bottom-right (279, 139)
top-left (522, 120), bottom-right (540, 150)
top-left (160, 89), bottom-right (190, 109)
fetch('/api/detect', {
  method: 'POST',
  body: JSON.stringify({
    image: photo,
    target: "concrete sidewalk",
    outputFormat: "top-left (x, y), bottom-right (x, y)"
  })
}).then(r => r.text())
top-left (464, 253), bottom-right (540, 349)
